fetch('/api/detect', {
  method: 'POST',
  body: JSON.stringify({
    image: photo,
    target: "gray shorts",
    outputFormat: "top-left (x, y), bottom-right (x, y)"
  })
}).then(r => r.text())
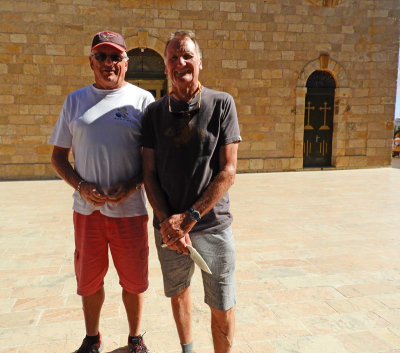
top-left (154, 226), bottom-right (236, 311)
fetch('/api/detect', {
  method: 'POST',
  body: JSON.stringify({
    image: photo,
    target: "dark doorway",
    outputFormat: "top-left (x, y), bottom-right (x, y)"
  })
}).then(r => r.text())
top-left (303, 70), bottom-right (336, 168)
top-left (126, 48), bottom-right (167, 99)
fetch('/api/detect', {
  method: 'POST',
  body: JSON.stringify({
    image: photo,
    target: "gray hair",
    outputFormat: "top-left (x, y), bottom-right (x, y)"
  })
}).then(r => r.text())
top-left (164, 30), bottom-right (202, 58)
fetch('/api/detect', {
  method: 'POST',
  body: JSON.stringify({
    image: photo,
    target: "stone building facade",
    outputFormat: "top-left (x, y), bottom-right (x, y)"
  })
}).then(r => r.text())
top-left (0, 0), bottom-right (399, 180)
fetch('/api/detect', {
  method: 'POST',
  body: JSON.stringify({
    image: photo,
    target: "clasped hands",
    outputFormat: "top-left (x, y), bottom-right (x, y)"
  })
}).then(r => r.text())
top-left (160, 213), bottom-right (194, 255)
top-left (79, 180), bottom-right (140, 206)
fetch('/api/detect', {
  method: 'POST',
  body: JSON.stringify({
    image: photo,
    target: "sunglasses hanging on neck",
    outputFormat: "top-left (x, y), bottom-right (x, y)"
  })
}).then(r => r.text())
top-left (168, 82), bottom-right (202, 117)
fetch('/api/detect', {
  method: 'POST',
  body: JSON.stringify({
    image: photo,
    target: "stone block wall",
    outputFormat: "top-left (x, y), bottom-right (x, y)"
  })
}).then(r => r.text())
top-left (0, 0), bottom-right (399, 179)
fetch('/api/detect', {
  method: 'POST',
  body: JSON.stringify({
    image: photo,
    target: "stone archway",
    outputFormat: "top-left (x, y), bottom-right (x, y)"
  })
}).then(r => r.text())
top-left (295, 54), bottom-right (350, 168)
top-left (126, 48), bottom-right (166, 99)
top-left (123, 31), bottom-right (168, 99)
top-left (124, 31), bottom-right (165, 58)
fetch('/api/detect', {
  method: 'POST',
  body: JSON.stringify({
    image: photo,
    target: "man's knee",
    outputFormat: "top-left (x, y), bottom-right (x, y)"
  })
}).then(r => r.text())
top-left (210, 306), bottom-right (235, 323)
top-left (171, 286), bottom-right (190, 301)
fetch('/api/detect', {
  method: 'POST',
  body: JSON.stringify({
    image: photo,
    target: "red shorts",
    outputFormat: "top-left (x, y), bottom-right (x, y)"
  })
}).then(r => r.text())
top-left (73, 211), bottom-right (149, 296)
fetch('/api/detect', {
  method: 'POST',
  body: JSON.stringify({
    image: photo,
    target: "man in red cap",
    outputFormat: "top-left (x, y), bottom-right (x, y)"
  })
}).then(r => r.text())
top-left (50, 31), bottom-right (153, 353)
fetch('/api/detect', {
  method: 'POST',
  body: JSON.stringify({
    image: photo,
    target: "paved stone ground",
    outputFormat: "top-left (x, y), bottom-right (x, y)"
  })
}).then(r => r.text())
top-left (1, 168), bottom-right (400, 353)
top-left (392, 158), bottom-right (400, 169)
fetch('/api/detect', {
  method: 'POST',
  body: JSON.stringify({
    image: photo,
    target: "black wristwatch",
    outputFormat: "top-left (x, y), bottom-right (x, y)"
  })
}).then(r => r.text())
top-left (188, 207), bottom-right (201, 222)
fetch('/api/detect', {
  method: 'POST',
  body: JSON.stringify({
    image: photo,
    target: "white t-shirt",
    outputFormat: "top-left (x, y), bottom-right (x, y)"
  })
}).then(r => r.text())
top-left (49, 83), bottom-right (154, 217)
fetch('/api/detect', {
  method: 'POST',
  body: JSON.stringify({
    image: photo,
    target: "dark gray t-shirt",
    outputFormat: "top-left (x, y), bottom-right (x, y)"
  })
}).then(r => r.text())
top-left (142, 86), bottom-right (241, 234)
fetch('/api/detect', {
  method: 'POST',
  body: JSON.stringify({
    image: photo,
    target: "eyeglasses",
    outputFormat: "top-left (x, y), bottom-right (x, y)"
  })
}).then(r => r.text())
top-left (91, 52), bottom-right (126, 63)
top-left (168, 82), bottom-right (202, 116)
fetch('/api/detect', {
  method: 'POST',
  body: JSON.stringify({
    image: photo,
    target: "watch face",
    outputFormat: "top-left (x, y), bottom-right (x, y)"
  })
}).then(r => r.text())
top-left (190, 208), bottom-right (201, 221)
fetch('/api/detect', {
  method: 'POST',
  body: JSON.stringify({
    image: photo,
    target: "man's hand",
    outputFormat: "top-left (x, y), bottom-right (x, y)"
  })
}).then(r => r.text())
top-left (106, 180), bottom-right (140, 204)
top-left (79, 182), bottom-right (107, 206)
top-left (51, 146), bottom-right (141, 207)
top-left (163, 233), bottom-right (192, 255)
top-left (160, 213), bottom-right (195, 246)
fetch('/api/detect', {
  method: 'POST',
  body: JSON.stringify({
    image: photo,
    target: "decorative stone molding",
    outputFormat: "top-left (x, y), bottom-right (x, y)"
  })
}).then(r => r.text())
top-left (298, 55), bottom-right (348, 88)
top-left (123, 30), bottom-right (165, 59)
top-left (320, 54), bottom-right (330, 69)
top-left (307, 0), bottom-right (343, 8)
top-left (123, 30), bottom-right (169, 89)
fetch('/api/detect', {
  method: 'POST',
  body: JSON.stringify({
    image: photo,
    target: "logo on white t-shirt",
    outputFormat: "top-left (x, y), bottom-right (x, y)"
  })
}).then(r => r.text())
top-left (114, 107), bottom-right (136, 126)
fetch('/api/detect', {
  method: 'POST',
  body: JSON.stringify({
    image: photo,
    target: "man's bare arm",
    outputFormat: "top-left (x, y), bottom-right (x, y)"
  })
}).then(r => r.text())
top-left (51, 146), bottom-right (106, 206)
top-left (142, 146), bottom-right (193, 253)
top-left (51, 146), bottom-right (81, 190)
top-left (142, 147), bottom-right (172, 224)
top-left (192, 142), bottom-right (238, 218)
top-left (161, 142), bottom-right (239, 246)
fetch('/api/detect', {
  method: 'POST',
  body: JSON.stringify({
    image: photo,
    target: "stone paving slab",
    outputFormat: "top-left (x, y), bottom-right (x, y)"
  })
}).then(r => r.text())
top-left (1, 168), bottom-right (400, 353)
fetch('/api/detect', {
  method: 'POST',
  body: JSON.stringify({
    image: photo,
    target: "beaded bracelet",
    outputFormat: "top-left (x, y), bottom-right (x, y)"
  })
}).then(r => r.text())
top-left (77, 179), bottom-right (86, 194)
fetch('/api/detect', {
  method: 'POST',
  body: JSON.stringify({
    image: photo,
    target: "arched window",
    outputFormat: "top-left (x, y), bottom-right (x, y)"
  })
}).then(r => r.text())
top-left (126, 48), bottom-right (167, 99)
top-left (306, 70), bottom-right (336, 89)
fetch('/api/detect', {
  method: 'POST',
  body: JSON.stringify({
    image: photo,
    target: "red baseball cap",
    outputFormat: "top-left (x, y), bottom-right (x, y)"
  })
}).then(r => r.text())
top-left (91, 31), bottom-right (126, 52)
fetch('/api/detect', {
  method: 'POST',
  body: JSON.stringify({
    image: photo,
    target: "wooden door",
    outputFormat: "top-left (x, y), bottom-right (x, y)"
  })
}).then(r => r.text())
top-left (303, 89), bottom-right (334, 167)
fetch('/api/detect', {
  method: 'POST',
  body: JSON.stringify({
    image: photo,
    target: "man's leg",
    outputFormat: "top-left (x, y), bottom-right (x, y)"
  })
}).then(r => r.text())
top-left (122, 289), bottom-right (144, 336)
top-left (82, 287), bottom-right (105, 336)
top-left (171, 287), bottom-right (193, 344)
top-left (210, 306), bottom-right (235, 353)
top-left (108, 215), bottom-right (149, 336)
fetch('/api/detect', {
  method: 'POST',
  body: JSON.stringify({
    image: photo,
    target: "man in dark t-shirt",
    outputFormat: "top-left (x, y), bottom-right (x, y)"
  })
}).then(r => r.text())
top-left (142, 30), bottom-right (241, 353)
